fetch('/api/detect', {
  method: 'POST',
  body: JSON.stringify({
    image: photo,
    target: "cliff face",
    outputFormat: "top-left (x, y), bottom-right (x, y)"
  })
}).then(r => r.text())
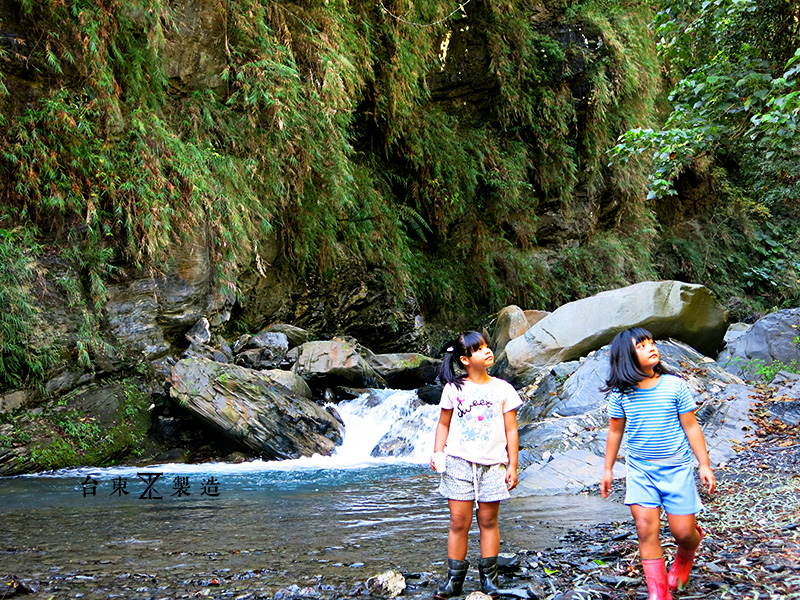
top-left (0, 1), bottom-right (664, 387)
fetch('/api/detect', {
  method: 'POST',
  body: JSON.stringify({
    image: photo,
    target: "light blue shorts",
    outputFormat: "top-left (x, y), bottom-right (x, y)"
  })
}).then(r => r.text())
top-left (438, 455), bottom-right (510, 503)
top-left (625, 456), bottom-right (703, 515)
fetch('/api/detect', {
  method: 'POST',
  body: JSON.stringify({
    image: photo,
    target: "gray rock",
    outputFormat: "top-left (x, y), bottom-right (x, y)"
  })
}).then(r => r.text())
top-left (45, 370), bottom-right (96, 395)
top-left (232, 334), bottom-right (250, 354)
top-left (264, 324), bottom-right (310, 349)
top-left (718, 308), bottom-right (800, 381)
top-left (153, 0), bottom-right (227, 90)
top-left (517, 362), bottom-right (582, 423)
top-left (169, 357), bottom-right (344, 459)
top-left (494, 281), bottom-right (729, 387)
top-left (366, 353), bottom-right (440, 389)
top-left (261, 369), bottom-right (313, 399)
top-left (724, 322), bottom-right (752, 343)
top-left (367, 392), bottom-right (440, 457)
top-left (371, 415), bottom-right (430, 457)
top-left (0, 389), bottom-right (36, 414)
top-left (366, 569), bottom-right (406, 598)
top-left (246, 330), bottom-right (290, 352)
top-left (701, 384), bottom-right (759, 465)
top-left (235, 347), bottom-right (285, 370)
top-left (103, 240), bottom-right (228, 360)
top-left (293, 340), bottom-right (386, 388)
top-left (185, 317), bottom-right (211, 345)
top-left (490, 305), bottom-right (531, 356)
top-left (517, 408), bottom-right (610, 462)
top-left (183, 342), bottom-right (229, 363)
top-left (765, 395), bottom-right (800, 426)
top-left (772, 371), bottom-right (800, 400)
top-left (515, 449), bottom-right (614, 496)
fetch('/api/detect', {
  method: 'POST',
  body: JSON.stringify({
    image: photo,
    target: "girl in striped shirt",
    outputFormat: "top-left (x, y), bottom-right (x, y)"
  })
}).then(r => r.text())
top-left (600, 327), bottom-right (716, 600)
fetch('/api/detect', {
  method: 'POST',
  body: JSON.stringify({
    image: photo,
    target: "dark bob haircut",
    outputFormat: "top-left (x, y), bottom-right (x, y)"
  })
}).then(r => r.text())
top-left (601, 327), bottom-right (672, 394)
top-left (438, 330), bottom-right (487, 390)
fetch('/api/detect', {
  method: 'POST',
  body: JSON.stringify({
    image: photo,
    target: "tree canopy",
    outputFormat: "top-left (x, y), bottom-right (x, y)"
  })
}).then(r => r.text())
top-left (611, 0), bottom-right (800, 208)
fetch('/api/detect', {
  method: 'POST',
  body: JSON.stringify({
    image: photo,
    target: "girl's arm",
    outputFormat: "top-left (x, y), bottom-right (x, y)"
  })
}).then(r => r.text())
top-left (600, 417), bottom-right (625, 498)
top-left (504, 409), bottom-right (519, 490)
top-left (430, 408), bottom-right (453, 470)
top-left (679, 410), bottom-right (717, 493)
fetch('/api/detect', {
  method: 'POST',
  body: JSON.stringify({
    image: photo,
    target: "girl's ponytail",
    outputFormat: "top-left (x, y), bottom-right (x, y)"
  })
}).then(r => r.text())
top-left (438, 344), bottom-right (460, 387)
top-left (438, 330), bottom-right (487, 390)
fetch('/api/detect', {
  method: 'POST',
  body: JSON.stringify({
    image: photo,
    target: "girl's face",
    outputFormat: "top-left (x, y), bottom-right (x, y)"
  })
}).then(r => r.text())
top-left (460, 343), bottom-right (494, 371)
top-left (634, 337), bottom-right (660, 373)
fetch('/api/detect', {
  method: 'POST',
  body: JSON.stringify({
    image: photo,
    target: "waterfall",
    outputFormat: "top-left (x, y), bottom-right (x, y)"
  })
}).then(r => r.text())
top-left (328, 388), bottom-right (441, 465)
top-left (36, 388), bottom-right (441, 480)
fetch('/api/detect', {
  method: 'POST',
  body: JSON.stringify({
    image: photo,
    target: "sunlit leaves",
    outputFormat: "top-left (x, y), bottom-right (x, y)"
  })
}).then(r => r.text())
top-left (611, 0), bottom-right (800, 202)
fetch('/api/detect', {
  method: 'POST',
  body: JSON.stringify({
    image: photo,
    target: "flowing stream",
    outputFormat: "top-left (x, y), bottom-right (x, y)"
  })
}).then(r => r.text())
top-left (0, 390), bottom-right (628, 599)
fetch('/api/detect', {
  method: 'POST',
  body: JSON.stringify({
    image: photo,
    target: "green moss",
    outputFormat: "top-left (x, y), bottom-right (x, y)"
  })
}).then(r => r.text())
top-left (30, 438), bottom-right (78, 472)
top-left (0, 376), bottom-right (154, 471)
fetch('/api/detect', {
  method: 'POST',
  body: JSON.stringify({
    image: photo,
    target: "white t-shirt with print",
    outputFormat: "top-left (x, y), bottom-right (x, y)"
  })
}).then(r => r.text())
top-left (439, 377), bottom-right (522, 466)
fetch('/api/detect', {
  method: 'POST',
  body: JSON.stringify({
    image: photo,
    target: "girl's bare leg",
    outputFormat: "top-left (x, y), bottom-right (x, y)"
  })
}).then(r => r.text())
top-left (476, 501), bottom-right (500, 557)
top-left (630, 504), bottom-right (664, 559)
top-left (447, 499), bottom-right (474, 560)
top-left (666, 512), bottom-right (702, 551)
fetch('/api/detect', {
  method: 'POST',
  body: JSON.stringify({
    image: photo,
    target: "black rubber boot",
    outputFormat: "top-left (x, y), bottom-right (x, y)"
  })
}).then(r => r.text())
top-left (434, 558), bottom-right (469, 599)
top-left (478, 556), bottom-right (500, 597)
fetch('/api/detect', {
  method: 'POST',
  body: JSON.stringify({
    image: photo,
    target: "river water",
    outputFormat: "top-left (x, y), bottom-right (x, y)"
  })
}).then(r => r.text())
top-left (0, 390), bottom-right (628, 599)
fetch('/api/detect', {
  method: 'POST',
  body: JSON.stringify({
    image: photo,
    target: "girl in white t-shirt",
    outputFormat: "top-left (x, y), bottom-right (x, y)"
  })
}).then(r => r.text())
top-left (431, 331), bottom-right (522, 599)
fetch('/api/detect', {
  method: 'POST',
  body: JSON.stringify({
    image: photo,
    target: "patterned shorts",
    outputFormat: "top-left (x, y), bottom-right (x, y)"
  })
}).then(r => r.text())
top-left (438, 455), bottom-right (510, 503)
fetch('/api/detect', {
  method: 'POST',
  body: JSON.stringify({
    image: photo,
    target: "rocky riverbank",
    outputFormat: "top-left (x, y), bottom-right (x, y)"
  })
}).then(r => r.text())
top-left (486, 415), bottom-right (800, 600)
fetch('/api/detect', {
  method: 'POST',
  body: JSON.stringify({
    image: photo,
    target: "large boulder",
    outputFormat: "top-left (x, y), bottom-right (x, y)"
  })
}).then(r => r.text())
top-left (490, 305), bottom-right (531, 356)
top-left (234, 331), bottom-right (290, 370)
top-left (292, 340), bottom-right (386, 389)
top-left (518, 339), bottom-right (742, 422)
top-left (717, 308), bottom-right (800, 381)
top-left (366, 353), bottom-right (440, 389)
top-left (494, 281), bottom-right (729, 387)
top-left (169, 358), bottom-right (344, 459)
top-left (264, 324), bottom-right (310, 349)
top-left (261, 369), bottom-right (313, 399)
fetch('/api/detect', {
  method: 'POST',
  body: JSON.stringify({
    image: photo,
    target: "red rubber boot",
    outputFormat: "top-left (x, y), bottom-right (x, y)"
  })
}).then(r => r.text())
top-left (642, 557), bottom-right (673, 600)
top-left (668, 525), bottom-right (705, 591)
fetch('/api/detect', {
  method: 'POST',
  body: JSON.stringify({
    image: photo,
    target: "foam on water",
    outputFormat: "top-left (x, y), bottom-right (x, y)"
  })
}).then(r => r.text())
top-left (25, 388), bottom-right (440, 480)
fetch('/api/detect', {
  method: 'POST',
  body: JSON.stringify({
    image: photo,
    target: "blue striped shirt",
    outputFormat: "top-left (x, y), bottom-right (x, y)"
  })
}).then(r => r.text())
top-left (607, 374), bottom-right (696, 462)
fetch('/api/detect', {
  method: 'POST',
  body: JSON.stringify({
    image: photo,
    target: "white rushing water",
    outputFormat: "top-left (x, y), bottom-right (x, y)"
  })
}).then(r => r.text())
top-left (33, 388), bottom-right (441, 479)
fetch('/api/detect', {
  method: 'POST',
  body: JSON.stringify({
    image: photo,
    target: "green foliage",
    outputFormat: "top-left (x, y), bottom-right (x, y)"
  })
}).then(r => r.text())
top-left (609, 0), bottom-right (800, 205)
top-left (0, 227), bottom-right (56, 389)
top-left (486, 9), bottom-right (578, 201)
top-left (651, 167), bottom-right (800, 314)
top-left (30, 438), bottom-right (79, 472)
top-left (0, 0), bottom-right (669, 343)
top-left (724, 353), bottom-right (800, 384)
top-left (0, 376), bottom-right (153, 471)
